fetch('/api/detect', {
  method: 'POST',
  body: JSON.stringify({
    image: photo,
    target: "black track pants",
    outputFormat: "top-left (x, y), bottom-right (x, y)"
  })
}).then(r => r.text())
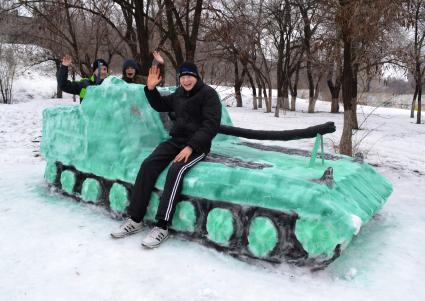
top-left (128, 139), bottom-right (205, 223)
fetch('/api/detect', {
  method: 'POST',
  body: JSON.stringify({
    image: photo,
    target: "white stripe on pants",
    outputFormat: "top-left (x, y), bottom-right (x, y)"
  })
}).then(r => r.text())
top-left (164, 153), bottom-right (205, 221)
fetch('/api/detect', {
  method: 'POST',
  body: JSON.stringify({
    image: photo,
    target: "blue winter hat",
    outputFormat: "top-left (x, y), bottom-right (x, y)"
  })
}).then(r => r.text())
top-left (177, 61), bottom-right (200, 79)
top-left (122, 59), bottom-right (139, 72)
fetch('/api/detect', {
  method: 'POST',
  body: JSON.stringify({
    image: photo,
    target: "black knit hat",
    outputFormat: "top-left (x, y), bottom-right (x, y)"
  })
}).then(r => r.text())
top-left (122, 59), bottom-right (139, 72)
top-left (92, 59), bottom-right (108, 72)
top-left (177, 61), bottom-right (200, 79)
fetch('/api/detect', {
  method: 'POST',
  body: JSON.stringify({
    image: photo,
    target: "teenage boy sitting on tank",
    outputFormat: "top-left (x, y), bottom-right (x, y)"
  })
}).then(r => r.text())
top-left (111, 61), bottom-right (222, 248)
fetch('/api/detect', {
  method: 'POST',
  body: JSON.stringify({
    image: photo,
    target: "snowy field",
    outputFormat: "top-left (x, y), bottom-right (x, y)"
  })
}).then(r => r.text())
top-left (0, 72), bottom-right (425, 301)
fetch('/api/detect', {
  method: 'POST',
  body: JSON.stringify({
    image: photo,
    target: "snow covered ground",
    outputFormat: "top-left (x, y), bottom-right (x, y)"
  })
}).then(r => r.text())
top-left (1, 72), bottom-right (425, 301)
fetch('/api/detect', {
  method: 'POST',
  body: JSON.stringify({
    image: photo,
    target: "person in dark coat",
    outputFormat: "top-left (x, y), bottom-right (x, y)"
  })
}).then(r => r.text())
top-left (111, 61), bottom-right (222, 248)
top-left (57, 55), bottom-right (109, 103)
top-left (122, 51), bottom-right (165, 85)
top-left (121, 59), bottom-right (145, 84)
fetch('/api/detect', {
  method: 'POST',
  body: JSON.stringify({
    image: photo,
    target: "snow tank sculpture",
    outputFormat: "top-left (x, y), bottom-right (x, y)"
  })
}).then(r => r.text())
top-left (41, 76), bottom-right (392, 268)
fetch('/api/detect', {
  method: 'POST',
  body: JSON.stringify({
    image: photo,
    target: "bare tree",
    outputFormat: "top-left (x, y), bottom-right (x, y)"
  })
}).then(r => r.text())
top-left (16, 0), bottom-right (122, 78)
top-left (400, 0), bottom-right (425, 124)
top-left (205, 0), bottom-right (264, 107)
top-left (325, 0), bottom-right (401, 156)
top-left (295, 0), bottom-right (323, 113)
top-left (157, 0), bottom-right (204, 67)
top-left (265, 0), bottom-right (303, 117)
top-left (0, 41), bottom-right (17, 104)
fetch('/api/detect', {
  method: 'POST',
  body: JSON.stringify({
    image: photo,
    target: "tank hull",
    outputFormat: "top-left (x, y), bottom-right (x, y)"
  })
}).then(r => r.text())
top-left (41, 77), bottom-right (392, 267)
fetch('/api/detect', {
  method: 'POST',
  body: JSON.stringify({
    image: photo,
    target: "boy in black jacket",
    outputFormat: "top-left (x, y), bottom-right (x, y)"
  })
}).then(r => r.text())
top-left (111, 61), bottom-right (222, 248)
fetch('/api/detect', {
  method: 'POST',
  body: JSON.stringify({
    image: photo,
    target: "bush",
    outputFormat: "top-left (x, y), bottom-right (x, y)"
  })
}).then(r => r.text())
top-left (0, 42), bottom-right (18, 104)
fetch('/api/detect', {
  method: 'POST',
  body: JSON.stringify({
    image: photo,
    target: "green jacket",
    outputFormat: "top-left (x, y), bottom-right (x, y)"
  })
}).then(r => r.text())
top-left (57, 65), bottom-right (105, 103)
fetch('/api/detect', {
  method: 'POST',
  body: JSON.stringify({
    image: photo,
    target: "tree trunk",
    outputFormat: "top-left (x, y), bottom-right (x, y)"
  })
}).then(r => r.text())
top-left (235, 88), bottom-right (243, 107)
top-left (290, 95), bottom-right (296, 111)
top-left (417, 83), bottom-right (422, 124)
top-left (331, 97), bottom-right (339, 113)
top-left (306, 69), bottom-right (315, 113)
top-left (300, 5), bottom-right (315, 114)
top-left (307, 97), bottom-right (315, 113)
top-left (246, 68), bottom-right (257, 110)
top-left (55, 59), bottom-right (63, 99)
top-left (234, 59), bottom-right (243, 107)
top-left (339, 37), bottom-right (354, 156)
top-left (328, 77), bottom-right (341, 113)
top-left (267, 85), bottom-right (272, 113)
top-left (253, 96), bottom-right (258, 110)
top-left (276, 35), bottom-right (284, 116)
top-left (290, 62), bottom-right (300, 111)
top-left (411, 84), bottom-right (418, 118)
top-left (351, 67), bottom-right (359, 129)
top-left (308, 76), bottom-right (321, 113)
top-left (256, 74), bottom-right (263, 109)
top-left (341, 106), bottom-right (354, 155)
top-left (263, 86), bottom-right (270, 112)
top-left (274, 97), bottom-right (280, 117)
top-left (327, 64), bottom-right (341, 113)
top-left (257, 79), bottom-right (263, 109)
top-left (134, 0), bottom-right (151, 76)
top-left (283, 78), bottom-right (290, 111)
top-left (258, 85), bottom-right (263, 109)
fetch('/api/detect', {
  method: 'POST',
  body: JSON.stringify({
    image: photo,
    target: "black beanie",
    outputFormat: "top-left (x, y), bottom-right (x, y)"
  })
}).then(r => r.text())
top-left (92, 59), bottom-right (108, 72)
top-left (177, 61), bottom-right (200, 79)
top-left (122, 59), bottom-right (139, 72)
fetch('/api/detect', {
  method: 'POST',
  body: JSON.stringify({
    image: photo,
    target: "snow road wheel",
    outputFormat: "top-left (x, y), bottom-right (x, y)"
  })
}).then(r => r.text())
top-left (81, 178), bottom-right (101, 203)
top-left (60, 170), bottom-right (76, 194)
top-left (206, 208), bottom-right (234, 245)
top-left (109, 183), bottom-right (128, 213)
top-left (144, 194), bottom-right (160, 222)
top-left (44, 161), bottom-right (57, 184)
top-left (247, 216), bottom-right (278, 257)
top-left (171, 201), bottom-right (197, 233)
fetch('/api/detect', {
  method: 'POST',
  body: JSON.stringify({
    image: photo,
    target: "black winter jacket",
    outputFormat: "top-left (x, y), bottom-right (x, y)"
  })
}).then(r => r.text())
top-left (122, 74), bottom-right (147, 84)
top-left (144, 81), bottom-right (222, 154)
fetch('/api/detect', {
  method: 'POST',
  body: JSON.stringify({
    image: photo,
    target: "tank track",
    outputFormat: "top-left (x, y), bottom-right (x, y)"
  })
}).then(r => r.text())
top-left (48, 161), bottom-right (340, 269)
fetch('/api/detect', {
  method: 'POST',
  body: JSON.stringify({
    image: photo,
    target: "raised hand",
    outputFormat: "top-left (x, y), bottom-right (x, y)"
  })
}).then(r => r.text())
top-left (62, 55), bottom-right (72, 66)
top-left (152, 51), bottom-right (165, 65)
top-left (174, 146), bottom-right (193, 163)
top-left (147, 65), bottom-right (162, 90)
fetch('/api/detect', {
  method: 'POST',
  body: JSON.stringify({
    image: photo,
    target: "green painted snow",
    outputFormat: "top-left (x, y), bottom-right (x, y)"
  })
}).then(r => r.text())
top-left (41, 76), bottom-right (393, 259)
top-left (81, 178), bottom-right (101, 202)
top-left (247, 217), bottom-right (278, 257)
top-left (60, 170), bottom-right (76, 194)
top-left (44, 161), bottom-right (57, 183)
top-left (170, 201), bottom-right (197, 232)
top-left (109, 183), bottom-right (128, 213)
top-left (145, 193), bottom-right (160, 222)
top-left (206, 208), bottom-right (234, 245)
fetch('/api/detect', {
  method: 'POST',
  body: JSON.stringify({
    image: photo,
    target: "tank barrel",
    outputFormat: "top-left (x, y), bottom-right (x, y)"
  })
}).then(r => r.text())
top-left (218, 122), bottom-right (336, 141)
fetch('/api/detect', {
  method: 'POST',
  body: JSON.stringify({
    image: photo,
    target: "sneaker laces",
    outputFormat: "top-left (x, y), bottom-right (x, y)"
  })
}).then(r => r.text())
top-left (149, 227), bottom-right (166, 240)
top-left (121, 218), bottom-right (138, 232)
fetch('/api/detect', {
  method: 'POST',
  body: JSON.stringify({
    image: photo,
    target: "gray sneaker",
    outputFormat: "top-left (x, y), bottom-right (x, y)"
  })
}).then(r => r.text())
top-left (141, 227), bottom-right (169, 248)
top-left (111, 218), bottom-right (143, 238)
